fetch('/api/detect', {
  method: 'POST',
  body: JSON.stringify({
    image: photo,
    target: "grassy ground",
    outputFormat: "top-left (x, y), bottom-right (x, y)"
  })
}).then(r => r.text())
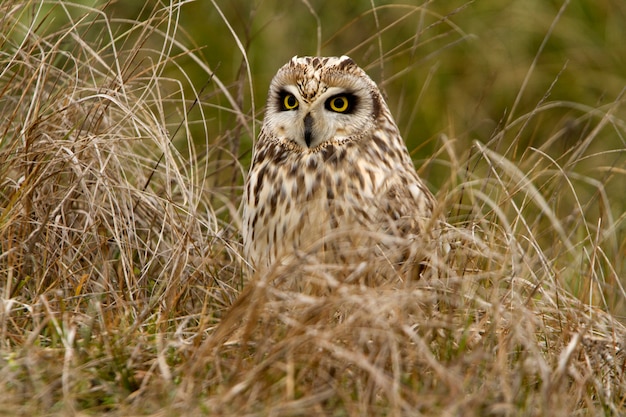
top-left (1, 0), bottom-right (625, 415)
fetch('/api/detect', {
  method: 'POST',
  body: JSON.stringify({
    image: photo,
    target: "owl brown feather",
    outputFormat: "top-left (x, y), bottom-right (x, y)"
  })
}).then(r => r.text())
top-left (243, 56), bottom-right (438, 277)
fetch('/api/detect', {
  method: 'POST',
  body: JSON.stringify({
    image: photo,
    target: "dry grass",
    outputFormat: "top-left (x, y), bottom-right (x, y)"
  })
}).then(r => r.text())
top-left (1, 0), bottom-right (625, 415)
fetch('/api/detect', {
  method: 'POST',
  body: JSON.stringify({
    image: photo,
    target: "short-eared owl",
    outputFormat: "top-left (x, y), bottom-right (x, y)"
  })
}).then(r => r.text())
top-left (243, 56), bottom-right (437, 274)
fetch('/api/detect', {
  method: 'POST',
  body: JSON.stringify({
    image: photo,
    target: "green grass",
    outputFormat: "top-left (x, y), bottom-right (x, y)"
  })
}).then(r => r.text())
top-left (1, 0), bottom-right (625, 415)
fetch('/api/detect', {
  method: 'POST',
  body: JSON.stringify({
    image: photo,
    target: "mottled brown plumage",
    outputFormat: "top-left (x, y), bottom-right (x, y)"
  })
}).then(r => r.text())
top-left (243, 56), bottom-right (437, 275)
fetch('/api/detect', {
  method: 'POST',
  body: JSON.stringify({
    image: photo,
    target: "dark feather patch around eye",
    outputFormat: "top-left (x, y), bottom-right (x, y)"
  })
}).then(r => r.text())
top-left (325, 93), bottom-right (358, 114)
top-left (278, 90), bottom-right (299, 111)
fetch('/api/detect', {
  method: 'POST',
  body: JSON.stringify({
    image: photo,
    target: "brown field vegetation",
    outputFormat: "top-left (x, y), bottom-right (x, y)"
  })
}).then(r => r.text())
top-left (1, 0), bottom-right (625, 415)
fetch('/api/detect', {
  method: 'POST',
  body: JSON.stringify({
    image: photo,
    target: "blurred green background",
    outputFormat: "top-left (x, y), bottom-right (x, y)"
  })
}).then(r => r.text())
top-left (115, 0), bottom-right (625, 180)
top-left (24, 0), bottom-right (626, 202)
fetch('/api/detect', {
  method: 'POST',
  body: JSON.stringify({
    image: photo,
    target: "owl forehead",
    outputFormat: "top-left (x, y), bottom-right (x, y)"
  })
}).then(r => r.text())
top-left (273, 55), bottom-right (370, 102)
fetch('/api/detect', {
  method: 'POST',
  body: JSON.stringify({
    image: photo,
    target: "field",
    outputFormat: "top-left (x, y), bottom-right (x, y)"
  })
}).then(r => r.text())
top-left (1, 0), bottom-right (625, 415)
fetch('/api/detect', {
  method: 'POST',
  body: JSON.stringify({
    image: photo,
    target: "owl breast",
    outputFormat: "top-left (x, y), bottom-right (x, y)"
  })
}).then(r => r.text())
top-left (242, 122), bottom-right (433, 273)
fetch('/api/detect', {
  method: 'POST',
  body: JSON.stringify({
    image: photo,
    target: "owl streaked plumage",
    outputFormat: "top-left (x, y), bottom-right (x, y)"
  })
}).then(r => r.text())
top-left (243, 56), bottom-right (437, 275)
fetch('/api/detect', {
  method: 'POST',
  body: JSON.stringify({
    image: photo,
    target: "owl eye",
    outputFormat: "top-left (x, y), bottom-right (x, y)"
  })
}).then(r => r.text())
top-left (281, 93), bottom-right (299, 110)
top-left (325, 94), bottom-right (355, 113)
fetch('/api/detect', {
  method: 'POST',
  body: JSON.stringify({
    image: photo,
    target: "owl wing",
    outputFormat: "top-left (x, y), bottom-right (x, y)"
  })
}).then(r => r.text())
top-left (376, 166), bottom-right (436, 237)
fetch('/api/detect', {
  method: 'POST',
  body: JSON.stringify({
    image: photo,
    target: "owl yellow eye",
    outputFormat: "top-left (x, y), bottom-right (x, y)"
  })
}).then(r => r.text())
top-left (282, 93), bottom-right (299, 110)
top-left (329, 96), bottom-right (348, 112)
top-left (325, 94), bottom-right (355, 113)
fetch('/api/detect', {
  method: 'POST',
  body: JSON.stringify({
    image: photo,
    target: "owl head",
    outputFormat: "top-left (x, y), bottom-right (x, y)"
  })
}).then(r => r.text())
top-left (262, 56), bottom-right (385, 150)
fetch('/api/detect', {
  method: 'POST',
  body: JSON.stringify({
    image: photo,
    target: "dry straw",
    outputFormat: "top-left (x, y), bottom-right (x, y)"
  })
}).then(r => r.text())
top-left (0, 0), bottom-right (624, 415)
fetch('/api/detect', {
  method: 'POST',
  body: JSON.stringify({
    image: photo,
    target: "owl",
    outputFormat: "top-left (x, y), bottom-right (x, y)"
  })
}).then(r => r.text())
top-left (243, 56), bottom-right (437, 276)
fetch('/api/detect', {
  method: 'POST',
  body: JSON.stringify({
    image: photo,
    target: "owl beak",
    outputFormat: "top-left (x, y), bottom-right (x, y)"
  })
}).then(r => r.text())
top-left (303, 113), bottom-right (314, 147)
